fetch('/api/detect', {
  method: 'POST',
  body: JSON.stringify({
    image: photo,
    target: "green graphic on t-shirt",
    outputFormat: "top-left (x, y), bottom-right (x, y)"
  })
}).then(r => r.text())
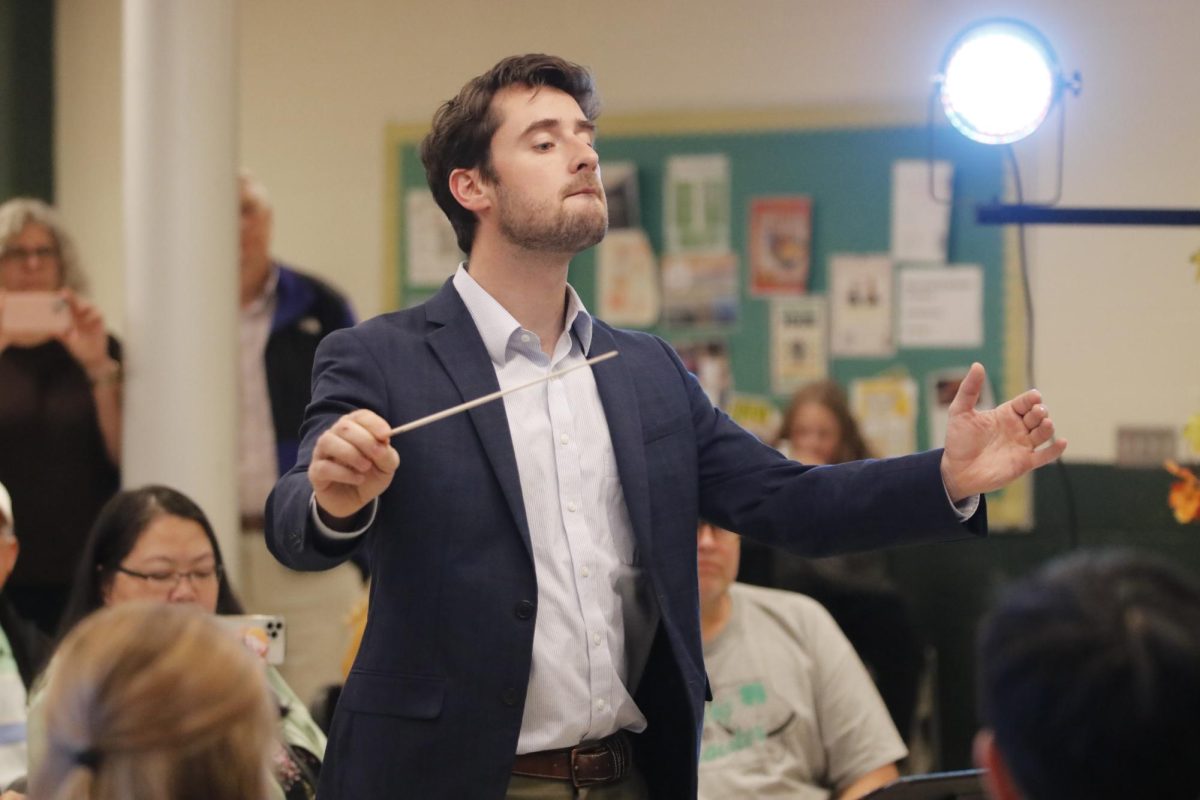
top-left (701, 680), bottom-right (771, 763)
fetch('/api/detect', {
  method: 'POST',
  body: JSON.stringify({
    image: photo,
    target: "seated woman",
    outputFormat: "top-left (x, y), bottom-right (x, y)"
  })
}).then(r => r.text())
top-left (30, 602), bottom-right (276, 800)
top-left (31, 485), bottom-right (325, 800)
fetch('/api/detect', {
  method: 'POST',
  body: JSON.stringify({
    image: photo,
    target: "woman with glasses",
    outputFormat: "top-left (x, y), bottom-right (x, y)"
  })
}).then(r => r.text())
top-left (0, 198), bottom-right (121, 637)
top-left (24, 485), bottom-right (325, 800)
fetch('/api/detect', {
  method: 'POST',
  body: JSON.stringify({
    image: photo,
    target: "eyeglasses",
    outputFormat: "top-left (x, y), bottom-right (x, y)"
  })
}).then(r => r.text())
top-left (114, 564), bottom-right (224, 592)
top-left (0, 246), bottom-right (58, 264)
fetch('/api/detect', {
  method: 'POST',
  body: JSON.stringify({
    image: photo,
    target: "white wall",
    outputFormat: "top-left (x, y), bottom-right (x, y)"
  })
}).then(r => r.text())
top-left (55, 0), bottom-right (1200, 462)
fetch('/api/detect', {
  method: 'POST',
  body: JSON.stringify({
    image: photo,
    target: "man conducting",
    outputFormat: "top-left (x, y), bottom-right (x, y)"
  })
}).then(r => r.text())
top-left (267, 54), bottom-right (1066, 798)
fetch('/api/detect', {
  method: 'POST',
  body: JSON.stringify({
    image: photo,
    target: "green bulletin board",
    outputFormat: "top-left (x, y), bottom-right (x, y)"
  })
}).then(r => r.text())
top-left (385, 109), bottom-right (1030, 526)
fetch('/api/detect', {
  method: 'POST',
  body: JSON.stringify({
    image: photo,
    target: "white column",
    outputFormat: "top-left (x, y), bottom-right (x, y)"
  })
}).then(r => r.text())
top-left (122, 0), bottom-right (241, 580)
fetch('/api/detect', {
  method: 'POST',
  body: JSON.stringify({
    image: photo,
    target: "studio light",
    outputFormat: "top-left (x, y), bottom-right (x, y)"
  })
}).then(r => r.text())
top-left (938, 19), bottom-right (1061, 145)
top-left (930, 18), bottom-right (1199, 227)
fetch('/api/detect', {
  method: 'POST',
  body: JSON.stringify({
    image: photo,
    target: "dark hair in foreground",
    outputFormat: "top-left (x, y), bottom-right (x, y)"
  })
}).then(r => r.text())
top-left (31, 602), bottom-right (275, 800)
top-left (419, 53), bottom-right (599, 254)
top-left (978, 549), bottom-right (1200, 800)
top-left (57, 485), bottom-right (244, 641)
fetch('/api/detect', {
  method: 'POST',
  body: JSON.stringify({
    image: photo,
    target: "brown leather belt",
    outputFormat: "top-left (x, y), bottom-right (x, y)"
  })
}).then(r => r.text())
top-left (511, 731), bottom-right (633, 788)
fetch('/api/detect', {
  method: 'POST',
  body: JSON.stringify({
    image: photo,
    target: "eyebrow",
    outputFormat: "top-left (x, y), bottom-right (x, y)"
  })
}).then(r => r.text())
top-left (520, 118), bottom-right (596, 138)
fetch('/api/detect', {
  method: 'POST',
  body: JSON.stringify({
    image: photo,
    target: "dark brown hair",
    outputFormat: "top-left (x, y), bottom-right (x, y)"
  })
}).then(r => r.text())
top-left (776, 379), bottom-right (874, 463)
top-left (419, 54), bottom-right (600, 254)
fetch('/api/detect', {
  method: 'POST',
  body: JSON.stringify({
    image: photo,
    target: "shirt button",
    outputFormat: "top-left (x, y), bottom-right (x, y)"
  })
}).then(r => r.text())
top-left (595, 697), bottom-right (606, 710)
top-left (502, 687), bottom-right (521, 707)
top-left (520, 333), bottom-right (531, 343)
top-left (581, 566), bottom-right (590, 578)
top-left (560, 433), bottom-right (570, 445)
top-left (567, 501), bottom-right (577, 513)
top-left (514, 600), bottom-right (535, 620)
top-left (593, 632), bottom-right (602, 646)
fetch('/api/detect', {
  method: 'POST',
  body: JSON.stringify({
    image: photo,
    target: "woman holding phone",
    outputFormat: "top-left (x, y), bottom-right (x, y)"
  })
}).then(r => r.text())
top-left (0, 198), bottom-right (121, 636)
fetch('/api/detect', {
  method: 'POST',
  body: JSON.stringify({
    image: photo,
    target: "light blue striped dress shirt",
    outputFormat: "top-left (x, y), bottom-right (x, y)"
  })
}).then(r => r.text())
top-left (314, 264), bottom-right (656, 753)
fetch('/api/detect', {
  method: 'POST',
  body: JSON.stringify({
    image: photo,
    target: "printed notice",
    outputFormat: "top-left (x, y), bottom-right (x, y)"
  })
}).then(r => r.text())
top-left (891, 159), bottom-right (953, 263)
top-left (898, 265), bottom-right (983, 348)
top-left (829, 254), bottom-right (894, 358)
top-left (406, 189), bottom-right (463, 287)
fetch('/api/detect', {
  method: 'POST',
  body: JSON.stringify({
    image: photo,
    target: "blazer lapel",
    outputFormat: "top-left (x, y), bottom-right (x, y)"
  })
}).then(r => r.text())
top-left (590, 324), bottom-right (654, 565)
top-left (425, 282), bottom-right (533, 559)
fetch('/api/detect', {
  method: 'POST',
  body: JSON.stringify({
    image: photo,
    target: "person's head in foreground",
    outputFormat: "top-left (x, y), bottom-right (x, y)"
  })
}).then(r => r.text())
top-left (57, 485), bottom-right (242, 639)
top-left (30, 602), bottom-right (276, 800)
top-left (975, 548), bottom-right (1200, 800)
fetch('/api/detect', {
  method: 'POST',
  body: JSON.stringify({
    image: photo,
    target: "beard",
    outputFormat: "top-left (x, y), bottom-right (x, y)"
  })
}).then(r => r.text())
top-left (495, 181), bottom-right (609, 255)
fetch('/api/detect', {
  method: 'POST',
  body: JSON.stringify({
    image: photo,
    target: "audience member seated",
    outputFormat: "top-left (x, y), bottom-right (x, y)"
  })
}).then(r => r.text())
top-left (758, 379), bottom-right (925, 741)
top-left (29, 602), bottom-right (276, 800)
top-left (974, 549), bottom-right (1200, 800)
top-left (697, 520), bottom-right (905, 800)
top-left (31, 485), bottom-right (326, 800)
top-left (0, 483), bottom-right (48, 789)
top-left (0, 198), bottom-right (121, 636)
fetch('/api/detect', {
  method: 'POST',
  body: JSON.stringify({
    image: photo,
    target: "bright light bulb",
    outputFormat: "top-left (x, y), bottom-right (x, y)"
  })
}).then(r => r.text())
top-left (940, 21), bottom-right (1058, 145)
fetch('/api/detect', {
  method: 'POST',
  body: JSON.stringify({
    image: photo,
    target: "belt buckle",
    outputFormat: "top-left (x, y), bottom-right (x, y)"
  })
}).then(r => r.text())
top-left (569, 742), bottom-right (609, 788)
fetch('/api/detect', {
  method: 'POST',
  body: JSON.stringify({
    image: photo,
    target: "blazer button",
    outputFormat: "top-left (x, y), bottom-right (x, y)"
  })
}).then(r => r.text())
top-left (514, 600), bottom-right (535, 620)
top-left (501, 687), bottom-right (521, 707)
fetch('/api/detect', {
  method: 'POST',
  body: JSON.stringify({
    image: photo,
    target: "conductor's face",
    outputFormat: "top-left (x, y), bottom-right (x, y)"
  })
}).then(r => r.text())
top-left (482, 84), bottom-right (608, 255)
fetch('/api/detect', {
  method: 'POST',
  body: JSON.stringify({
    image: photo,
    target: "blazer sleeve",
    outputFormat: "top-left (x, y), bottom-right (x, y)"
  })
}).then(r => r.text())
top-left (663, 337), bottom-right (986, 556)
top-left (265, 325), bottom-right (390, 571)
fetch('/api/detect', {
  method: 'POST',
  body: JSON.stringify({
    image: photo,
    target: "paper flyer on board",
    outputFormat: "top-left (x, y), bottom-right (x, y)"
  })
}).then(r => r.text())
top-left (770, 296), bottom-right (827, 394)
top-left (749, 196), bottom-right (812, 295)
top-left (829, 254), bottom-right (895, 357)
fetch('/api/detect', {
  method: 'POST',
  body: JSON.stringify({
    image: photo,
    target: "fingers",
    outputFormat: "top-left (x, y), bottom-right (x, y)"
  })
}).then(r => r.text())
top-left (313, 410), bottom-right (399, 476)
top-left (948, 362), bottom-right (986, 415)
top-left (1008, 387), bottom-right (1044, 417)
top-left (1032, 437), bottom-right (1068, 468)
top-left (1020, 402), bottom-right (1048, 432)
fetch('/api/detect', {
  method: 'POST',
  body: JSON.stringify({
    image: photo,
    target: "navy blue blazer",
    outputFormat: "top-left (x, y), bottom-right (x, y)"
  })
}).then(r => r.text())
top-left (266, 280), bottom-right (986, 799)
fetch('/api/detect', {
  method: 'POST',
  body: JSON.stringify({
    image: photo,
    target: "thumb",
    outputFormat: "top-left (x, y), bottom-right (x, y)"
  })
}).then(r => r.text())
top-left (949, 363), bottom-right (985, 415)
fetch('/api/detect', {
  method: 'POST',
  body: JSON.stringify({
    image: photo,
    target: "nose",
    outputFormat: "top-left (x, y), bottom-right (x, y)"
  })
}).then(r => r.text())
top-left (168, 576), bottom-right (198, 604)
top-left (573, 140), bottom-right (599, 174)
top-left (697, 523), bottom-right (716, 549)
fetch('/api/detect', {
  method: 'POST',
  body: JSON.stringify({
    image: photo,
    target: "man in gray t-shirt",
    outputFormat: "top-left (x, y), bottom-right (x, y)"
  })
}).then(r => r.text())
top-left (698, 521), bottom-right (906, 799)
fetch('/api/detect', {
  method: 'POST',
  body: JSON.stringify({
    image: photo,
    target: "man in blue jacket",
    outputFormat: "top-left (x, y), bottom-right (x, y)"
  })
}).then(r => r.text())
top-left (266, 54), bottom-right (1067, 799)
top-left (237, 172), bottom-right (361, 706)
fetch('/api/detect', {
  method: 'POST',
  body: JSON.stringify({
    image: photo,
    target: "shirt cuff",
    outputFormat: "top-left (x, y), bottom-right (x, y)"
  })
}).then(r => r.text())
top-left (944, 485), bottom-right (981, 521)
top-left (309, 494), bottom-right (377, 540)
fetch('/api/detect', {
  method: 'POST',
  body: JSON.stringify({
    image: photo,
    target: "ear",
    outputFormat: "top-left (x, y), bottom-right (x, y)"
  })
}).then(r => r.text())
top-left (0, 537), bottom-right (16, 591)
top-left (973, 729), bottom-right (1023, 800)
top-left (448, 167), bottom-right (492, 214)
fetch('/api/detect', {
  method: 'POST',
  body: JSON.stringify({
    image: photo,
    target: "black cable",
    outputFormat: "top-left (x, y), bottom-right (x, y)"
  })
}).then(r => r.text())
top-left (1004, 144), bottom-right (1079, 550)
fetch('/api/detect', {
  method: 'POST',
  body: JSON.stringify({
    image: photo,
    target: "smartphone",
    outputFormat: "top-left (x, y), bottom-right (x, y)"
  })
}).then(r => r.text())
top-left (1, 292), bottom-right (71, 336)
top-left (217, 614), bottom-right (286, 665)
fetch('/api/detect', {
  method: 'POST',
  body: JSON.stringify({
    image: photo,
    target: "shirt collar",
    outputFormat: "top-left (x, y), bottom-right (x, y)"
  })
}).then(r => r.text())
top-left (244, 265), bottom-right (280, 316)
top-left (452, 263), bottom-right (593, 366)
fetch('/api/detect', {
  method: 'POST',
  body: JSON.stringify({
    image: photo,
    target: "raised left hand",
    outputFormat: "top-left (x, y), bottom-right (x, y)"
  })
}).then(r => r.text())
top-left (940, 362), bottom-right (1067, 502)
top-left (58, 289), bottom-right (113, 375)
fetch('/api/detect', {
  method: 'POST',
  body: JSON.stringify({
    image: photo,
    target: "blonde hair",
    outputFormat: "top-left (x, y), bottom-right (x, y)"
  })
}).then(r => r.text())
top-left (31, 603), bottom-right (276, 800)
top-left (0, 197), bottom-right (88, 293)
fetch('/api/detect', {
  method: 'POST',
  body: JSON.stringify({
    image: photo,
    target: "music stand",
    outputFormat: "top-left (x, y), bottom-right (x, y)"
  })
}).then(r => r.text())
top-left (861, 769), bottom-right (986, 800)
